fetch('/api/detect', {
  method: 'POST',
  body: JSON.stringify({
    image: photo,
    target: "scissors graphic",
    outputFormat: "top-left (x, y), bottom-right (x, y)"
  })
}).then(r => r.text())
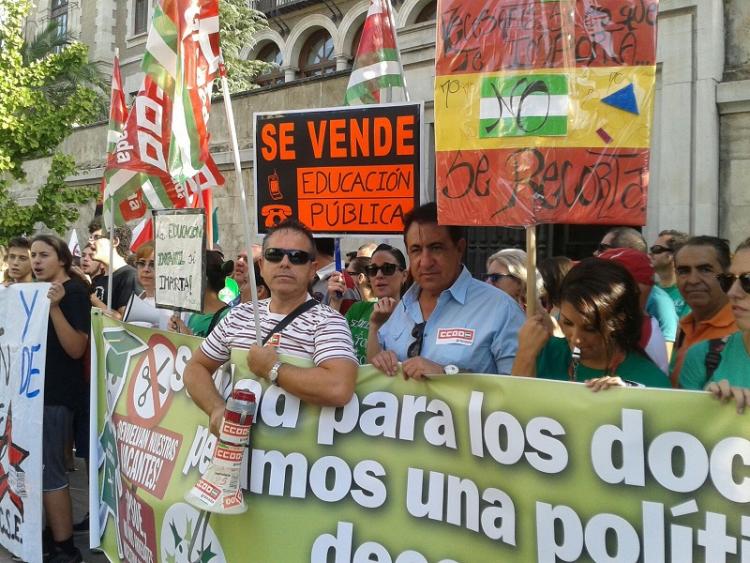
top-left (137, 356), bottom-right (170, 408)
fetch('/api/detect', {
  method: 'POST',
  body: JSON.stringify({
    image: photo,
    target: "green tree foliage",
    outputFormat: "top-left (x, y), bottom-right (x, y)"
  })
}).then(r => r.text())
top-left (220, 0), bottom-right (273, 93)
top-left (0, 0), bottom-right (99, 240)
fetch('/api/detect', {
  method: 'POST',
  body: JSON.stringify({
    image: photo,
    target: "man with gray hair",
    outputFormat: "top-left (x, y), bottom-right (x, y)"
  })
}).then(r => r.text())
top-left (650, 229), bottom-right (691, 318)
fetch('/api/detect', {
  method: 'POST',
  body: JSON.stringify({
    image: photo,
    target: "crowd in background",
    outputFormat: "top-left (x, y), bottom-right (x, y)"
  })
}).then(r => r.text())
top-left (2, 205), bottom-right (749, 562)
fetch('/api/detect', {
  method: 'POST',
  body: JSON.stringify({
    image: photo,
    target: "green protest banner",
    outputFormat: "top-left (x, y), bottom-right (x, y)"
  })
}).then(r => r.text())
top-left (92, 313), bottom-right (749, 562)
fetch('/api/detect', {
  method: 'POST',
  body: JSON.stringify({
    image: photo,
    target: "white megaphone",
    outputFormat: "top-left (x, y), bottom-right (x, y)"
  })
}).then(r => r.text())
top-left (185, 388), bottom-right (256, 514)
top-left (123, 294), bottom-right (162, 328)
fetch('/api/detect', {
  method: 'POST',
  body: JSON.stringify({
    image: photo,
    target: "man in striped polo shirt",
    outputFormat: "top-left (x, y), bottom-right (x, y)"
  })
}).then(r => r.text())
top-left (184, 220), bottom-right (358, 436)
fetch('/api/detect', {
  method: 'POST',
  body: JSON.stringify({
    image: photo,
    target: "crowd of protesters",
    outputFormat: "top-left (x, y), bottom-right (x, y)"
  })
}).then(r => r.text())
top-left (2, 203), bottom-right (750, 561)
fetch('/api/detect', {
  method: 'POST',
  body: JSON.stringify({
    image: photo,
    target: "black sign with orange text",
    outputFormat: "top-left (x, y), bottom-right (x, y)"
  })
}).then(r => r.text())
top-left (254, 103), bottom-right (422, 235)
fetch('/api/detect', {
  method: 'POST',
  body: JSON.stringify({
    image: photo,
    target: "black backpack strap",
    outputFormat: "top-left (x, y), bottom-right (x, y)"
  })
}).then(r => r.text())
top-left (262, 299), bottom-right (318, 345)
top-left (704, 336), bottom-right (730, 380)
top-left (206, 305), bottom-right (230, 335)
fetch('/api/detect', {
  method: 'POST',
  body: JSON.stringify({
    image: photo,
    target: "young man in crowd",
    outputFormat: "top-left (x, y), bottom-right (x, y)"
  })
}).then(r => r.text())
top-left (92, 226), bottom-right (141, 315)
top-left (4, 236), bottom-right (33, 285)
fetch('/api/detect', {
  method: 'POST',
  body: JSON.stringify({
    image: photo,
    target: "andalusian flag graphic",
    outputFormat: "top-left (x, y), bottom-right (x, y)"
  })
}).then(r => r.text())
top-left (433, 0), bottom-right (659, 227)
top-left (479, 74), bottom-right (569, 138)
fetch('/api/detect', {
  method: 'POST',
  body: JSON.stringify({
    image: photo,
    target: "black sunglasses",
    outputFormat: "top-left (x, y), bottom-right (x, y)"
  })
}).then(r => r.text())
top-left (136, 260), bottom-right (155, 269)
top-left (365, 263), bottom-right (401, 277)
top-left (263, 248), bottom-right (313, 265)
top-left (596, 243), bottom-right (613, 253)
top-left (649, 245), bottom-right (673, 255)
top-left (407, 322), bottom-right (426, 358)
top-left (483, 272), bottom-right (518, 284)
top-left (717, 273), bottom-right (750, 294)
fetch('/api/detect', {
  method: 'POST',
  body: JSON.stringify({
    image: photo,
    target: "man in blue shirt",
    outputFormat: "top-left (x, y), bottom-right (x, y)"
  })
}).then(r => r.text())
top-left (371, 203), bottom-right (525, 378)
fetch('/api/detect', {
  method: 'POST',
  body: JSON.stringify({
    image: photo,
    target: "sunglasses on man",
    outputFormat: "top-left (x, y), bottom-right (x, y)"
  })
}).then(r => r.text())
top-left (717, 272), bottom-right (750, 294)
top-left (365, 263), bottom-right (402, 277)
top-left (407, 322), bottom-right (426, 358)
top-left (649, 245), bottom-right (673, 255)
top-left (263, 248), bottom-right (313, 265)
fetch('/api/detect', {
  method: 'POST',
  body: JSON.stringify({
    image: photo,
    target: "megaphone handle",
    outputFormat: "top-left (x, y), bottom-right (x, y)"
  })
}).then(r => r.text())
top-left (187, 509), bottom-right (211, 563)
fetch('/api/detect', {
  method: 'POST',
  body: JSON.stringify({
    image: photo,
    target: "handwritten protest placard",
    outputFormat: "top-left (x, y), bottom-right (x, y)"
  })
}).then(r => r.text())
top-left (254, 103), bottom-right (423, 235)
top-left (0, 283), bottom-right (50, 563)
top-left (434, 0), bottom-right (658, 227)
top-left (153, 209), bottom-right (205, 313)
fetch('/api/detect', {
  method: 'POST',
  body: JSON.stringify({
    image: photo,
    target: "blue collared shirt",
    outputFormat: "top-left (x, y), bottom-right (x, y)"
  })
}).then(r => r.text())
top-left (378, 266), bottom-right (525, 374)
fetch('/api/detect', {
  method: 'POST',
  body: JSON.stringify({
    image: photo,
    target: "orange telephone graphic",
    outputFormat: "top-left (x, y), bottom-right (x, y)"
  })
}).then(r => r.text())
top-left (261, 204), bottom-right (292, 228)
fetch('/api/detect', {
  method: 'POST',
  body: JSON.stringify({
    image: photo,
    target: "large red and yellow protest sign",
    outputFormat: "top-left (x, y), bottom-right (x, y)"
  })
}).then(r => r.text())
top-left (435, 0), bottom-right (658, 226)
top-left (254, 103), bottom-right (422, 235)
top-left (92, 315), bottom-right (748, 562)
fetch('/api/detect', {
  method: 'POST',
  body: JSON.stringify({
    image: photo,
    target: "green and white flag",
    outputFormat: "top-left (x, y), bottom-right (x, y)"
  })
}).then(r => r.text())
top-left (344, 0), bottom-right (408, 105)
top-left (479, 73), bottom-right (569, 138)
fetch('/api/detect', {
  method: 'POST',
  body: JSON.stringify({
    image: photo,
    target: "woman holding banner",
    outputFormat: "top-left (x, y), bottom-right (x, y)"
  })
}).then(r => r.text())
top-left (30, 234), bottom-right (89, 563)
top-left (354, 244), bottom-right (410, 364)
top-left (681, 237), bottom-right (750, 411)
top-left (511, 258), bottom-right (670, 388)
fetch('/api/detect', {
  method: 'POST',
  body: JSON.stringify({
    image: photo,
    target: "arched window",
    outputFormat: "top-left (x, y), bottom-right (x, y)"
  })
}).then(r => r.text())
top-left (414, 0), bottom-right (436, 23)
top-left (299, 29), bottom-right (336, 78)
top-left (255, 42), bottom-right (284, 87)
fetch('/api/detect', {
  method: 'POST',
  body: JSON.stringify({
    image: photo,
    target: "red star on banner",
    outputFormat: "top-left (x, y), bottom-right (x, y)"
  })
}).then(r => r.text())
top-left (0, 404), bottom-right (30, 513)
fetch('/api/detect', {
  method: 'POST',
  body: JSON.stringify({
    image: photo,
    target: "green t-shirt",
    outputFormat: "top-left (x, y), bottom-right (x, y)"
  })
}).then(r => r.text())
top-left (536, 337), bottom-right (671, 388)
top-left (345, 300), bottom-right (376, 364)
top-left (661, 284), bottom-right (691, 319)
top-left (188, 307), bottom-right (230, 338)
top-left (679, 331), bottom-right (749, 390)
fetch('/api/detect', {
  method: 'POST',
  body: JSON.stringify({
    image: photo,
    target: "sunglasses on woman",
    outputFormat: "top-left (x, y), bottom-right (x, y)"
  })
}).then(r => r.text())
top-left (263, 248), bottom-right (313, 265)
top-left (483, 273), bottom-right (518, 284)
top-left (717, 272), bottom-right (750, 294)
top-left (365, 263), bottom-right (401, 277)
top-left (136, 260), bottom-right (155, 270)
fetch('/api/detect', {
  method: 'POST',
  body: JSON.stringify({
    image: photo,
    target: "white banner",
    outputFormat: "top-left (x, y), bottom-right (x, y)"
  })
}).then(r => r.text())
top-left (153, 209), bottom-right (205, 313)
top-left (0, 283), bottom-right (50, 563)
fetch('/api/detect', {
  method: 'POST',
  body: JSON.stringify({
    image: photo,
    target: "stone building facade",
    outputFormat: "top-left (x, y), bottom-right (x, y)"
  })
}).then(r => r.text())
top-left (18, 0), bottom-right (750, 261)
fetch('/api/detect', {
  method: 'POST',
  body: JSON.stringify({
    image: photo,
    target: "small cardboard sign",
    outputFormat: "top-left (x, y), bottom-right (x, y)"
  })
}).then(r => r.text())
top-left (153, 209), bottom-right (205, 313)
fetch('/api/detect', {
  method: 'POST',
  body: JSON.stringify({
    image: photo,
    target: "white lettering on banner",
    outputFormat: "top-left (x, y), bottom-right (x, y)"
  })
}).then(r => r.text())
top-left (317, 392), bottom-right (457, 449)
top-left (248, 449), bottom-right (387, 509)
top-left (468, 391), bottom-right (569, 474)
top-left (536, 500), bottom-right (748, 563)
top-left (435, 328), bottom-right (475, 345)
top-left (310, 521), bottom-right (460, 563)
top-left (590, 408), bottom-right (750, 502)
top-left (405, 468), bottom-right (516, 544)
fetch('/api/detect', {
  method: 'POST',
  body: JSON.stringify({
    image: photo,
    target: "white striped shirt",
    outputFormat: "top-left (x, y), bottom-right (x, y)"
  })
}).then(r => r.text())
top-left (201, 296), bottom-right (357, 366)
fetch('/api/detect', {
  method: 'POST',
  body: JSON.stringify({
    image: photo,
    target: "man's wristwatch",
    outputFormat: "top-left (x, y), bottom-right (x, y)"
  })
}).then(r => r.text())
top-left (268, 361), bottom-right (283, 385)
top-left (444, 364), bottom-right (459, 375)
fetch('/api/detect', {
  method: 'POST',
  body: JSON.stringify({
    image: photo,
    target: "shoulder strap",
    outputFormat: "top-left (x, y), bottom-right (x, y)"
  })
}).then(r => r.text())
top-left (262, 299), bottom-right (318, 346)
top-left (206, 305), bottom-right (230, 335)
top-left (704, 336), bottom-right (730, 379)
